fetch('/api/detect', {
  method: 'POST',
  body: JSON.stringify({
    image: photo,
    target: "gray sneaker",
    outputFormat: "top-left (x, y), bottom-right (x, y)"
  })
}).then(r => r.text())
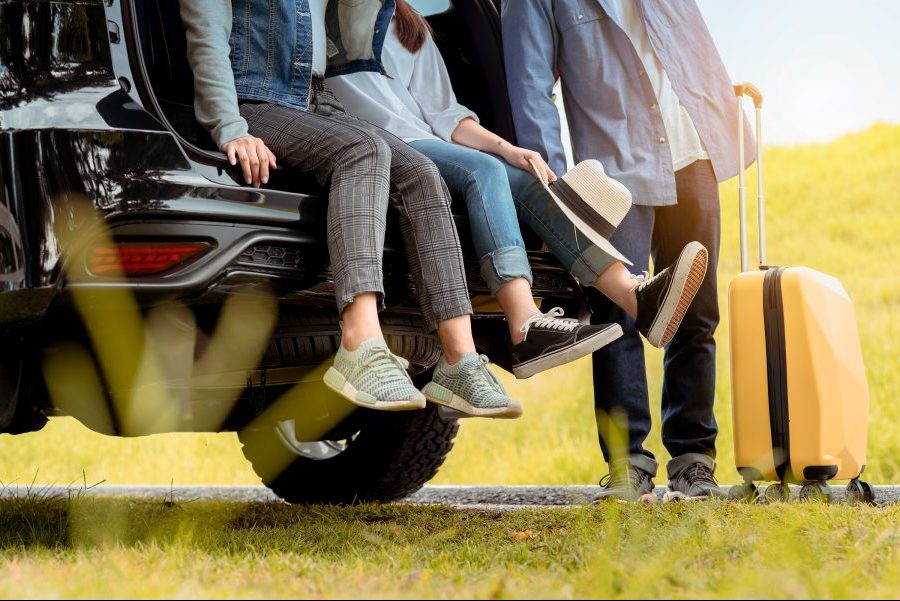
top-left (593, 461), bottom-right (657, 503)
top-left (422, 353), bottom-right (523, 419)
top-left (324, 338), bottom-right (426, 411)
top-left (664, 456), bottom-right (728, 502)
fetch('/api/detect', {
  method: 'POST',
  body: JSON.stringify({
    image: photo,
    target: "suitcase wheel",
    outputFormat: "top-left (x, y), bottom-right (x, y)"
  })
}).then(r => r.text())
top-left (727, 482), bottom-right (760, 503)
top-left (763, 482), bottom-right (790, 503)
top-left (799, 481), bottom-right (832, 503)
top-left (846, 479), bottom-right (877, 505)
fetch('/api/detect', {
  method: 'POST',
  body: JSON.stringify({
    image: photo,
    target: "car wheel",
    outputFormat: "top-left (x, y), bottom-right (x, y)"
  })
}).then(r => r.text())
top-left (0, 335), bottom-right (22, 430)
top-left (0, 334), bottom-right (47, 434)
top-left (238, 398), bottom-right (459, 505)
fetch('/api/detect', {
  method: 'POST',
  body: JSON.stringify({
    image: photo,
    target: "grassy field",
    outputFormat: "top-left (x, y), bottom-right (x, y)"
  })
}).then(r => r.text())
top-left (0, 495), bottom-right (898, 599)
top-left (2, 123), bottom-right (898, 488)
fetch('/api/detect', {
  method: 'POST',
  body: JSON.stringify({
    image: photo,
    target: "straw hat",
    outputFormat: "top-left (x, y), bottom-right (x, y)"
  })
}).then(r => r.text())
top-left (530, 159), bottom-right (633, 266)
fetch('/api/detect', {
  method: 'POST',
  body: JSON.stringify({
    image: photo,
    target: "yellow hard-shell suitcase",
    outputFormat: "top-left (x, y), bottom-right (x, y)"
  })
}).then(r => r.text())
top-left (728, 84), bottom-right (872, 503)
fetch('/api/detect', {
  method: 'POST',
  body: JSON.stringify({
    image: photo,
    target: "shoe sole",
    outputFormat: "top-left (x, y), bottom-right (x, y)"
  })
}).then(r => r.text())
top-left (592, 492), bottom-right (658, 504)
top-left (323, 366), bottom-right (426, 411)
top-left (646, 242), bottom-right (708, 348)
top-left (663, 490), bottom-right (728, 503)
top-left (422, 381), bottom-right (523, 419)
top-left (512, 323), bottom-right (624, 379)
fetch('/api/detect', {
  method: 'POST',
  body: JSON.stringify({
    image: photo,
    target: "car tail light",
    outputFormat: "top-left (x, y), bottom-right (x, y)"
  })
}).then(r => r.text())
top-left (87, 241), bottom-right (211, 276)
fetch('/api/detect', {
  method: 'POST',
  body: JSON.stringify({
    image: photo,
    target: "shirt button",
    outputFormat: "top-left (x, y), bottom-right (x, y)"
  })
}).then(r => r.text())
top-left (659, 137), bottom-right (667, 144)
top-left (577, 14), bottom-right (584, 20)
top-left (639, 69), bottom-right (646, 76)
top-left (650, 103), bottom-right (657, 110)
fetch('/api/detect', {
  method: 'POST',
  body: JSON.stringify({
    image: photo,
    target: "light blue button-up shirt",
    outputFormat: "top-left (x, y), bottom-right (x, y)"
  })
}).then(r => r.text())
top-left (502, 0), bottom-right (756, 207)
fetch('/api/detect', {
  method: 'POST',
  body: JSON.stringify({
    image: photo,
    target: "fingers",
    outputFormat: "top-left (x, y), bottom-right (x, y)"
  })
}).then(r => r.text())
top-left (248, 148), bottom-right (261, 187)
top-left (222, 137), bottom-right (276, 187)
top-left (236, 146), bottom-right (252, 185)
top-left (531, 152), bottom-right (557, 183)
top-left (522, 151), bottom-right (555, 184)
top-left (545, 163), bottom-right (558, 182)
top-left (255, 140), bottom-right (269, 185)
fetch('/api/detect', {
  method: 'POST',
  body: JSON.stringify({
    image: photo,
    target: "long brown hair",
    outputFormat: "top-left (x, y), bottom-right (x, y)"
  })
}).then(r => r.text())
top-left (394, 0), bottom-right (433, 53)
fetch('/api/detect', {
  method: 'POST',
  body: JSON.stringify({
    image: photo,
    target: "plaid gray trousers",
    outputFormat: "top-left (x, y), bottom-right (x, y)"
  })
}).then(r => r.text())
top-left (239, 84), bottom-right (472, 331)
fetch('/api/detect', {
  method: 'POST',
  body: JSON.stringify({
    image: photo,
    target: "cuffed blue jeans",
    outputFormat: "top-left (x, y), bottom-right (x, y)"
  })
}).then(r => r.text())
top-left (410, 139), bottom-right (532, 295)
top-left (409, 139), bottom-right (619, 295)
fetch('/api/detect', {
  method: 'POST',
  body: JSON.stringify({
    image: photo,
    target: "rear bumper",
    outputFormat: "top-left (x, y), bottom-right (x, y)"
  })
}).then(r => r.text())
top-left (0, 124), bottom-right (583, 326)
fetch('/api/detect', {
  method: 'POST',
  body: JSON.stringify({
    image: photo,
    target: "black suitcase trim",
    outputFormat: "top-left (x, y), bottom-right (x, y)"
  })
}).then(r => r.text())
top-left (763, 267), bottom-right (791, 481)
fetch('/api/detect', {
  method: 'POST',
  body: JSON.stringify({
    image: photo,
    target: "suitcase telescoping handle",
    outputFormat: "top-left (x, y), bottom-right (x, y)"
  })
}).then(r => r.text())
top-left (734, 82), bottom-right (765, 272)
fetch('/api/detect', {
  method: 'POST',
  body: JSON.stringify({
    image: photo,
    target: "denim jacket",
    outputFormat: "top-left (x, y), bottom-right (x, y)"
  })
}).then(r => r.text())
top-left (502, 0), bottom-right (756, 207)
top-left (180, 0), bottom-right (395, 147)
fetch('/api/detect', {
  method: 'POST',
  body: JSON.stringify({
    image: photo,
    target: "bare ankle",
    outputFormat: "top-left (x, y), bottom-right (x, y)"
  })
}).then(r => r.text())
top-left (436, 315), bottom-right (477, 366)
top-left (442, 349), bottom-right (465, 366)
top-left (340, 292), bottom-right (384, 351)
top-left (624, 290), bottom-right (638, 319)
top-left (341, 328), bottom-right (382, 351)
top-left (508, 311), bottom-right (540, 345)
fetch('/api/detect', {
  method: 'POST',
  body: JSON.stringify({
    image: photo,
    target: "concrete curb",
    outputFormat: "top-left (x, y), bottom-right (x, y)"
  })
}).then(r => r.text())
top-left (1, 484), bottom-right (897, 507)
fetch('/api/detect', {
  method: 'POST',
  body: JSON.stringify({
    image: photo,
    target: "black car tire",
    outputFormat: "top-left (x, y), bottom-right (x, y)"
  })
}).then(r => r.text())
top-left (0, 336), bottom-right (22, 430)
top-left (238, 400), bottom-right (459, 504)
top-left (264, 311), bottom-right (441, 376)
top-left (0, 334), bottom-right (47, 435)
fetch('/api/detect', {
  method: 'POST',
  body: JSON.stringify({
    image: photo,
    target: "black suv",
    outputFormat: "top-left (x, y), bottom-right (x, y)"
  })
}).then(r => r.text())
top-left (0, 0), bottom-right (586, 503)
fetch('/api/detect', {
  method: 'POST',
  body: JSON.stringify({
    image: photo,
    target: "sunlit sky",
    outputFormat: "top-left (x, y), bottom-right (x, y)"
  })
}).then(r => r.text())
top-left (412, 0), bottom-right (900, 146)
top-left (698, 0), bottom-right (900, 144)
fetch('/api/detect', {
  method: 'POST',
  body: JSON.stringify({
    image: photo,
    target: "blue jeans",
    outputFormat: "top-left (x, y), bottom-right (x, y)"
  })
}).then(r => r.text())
top-left (587, 160), bottom-right (721, 478)
top-left (410, 140), bottom-right (532, 295)
top-left (410, 139), bottom-right (619, 294)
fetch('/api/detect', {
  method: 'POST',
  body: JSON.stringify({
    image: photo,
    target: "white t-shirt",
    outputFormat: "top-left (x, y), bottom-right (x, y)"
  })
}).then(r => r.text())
top-left (309, 0), bottom-right (329, 77)
top-left (326, 20), bottom-right (478, 142)
top-left (605, 0), bottom-right (709, 171)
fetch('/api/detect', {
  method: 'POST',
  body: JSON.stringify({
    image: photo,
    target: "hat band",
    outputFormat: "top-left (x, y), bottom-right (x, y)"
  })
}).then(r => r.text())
top-left (550, 179), bottom-right (617, 239)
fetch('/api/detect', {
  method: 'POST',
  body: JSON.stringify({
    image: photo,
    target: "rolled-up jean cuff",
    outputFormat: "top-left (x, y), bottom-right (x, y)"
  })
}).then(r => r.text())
top-left (611, 454), bottom-right (659, 477)
top-left (570, 244), bottom-right (619, 287)
top-left (666, 452), bottom-right (716, 480)
top-left (426, 299), bottom-right (473, 333)
top-left (478, 246), bottom-right (533, 296)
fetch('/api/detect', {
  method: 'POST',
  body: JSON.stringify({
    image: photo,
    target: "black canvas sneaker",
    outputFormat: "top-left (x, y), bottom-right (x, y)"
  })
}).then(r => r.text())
top-left (510, 307), bottom-right (622, 379)
top-left (634, 241), bottom-right (708, 348)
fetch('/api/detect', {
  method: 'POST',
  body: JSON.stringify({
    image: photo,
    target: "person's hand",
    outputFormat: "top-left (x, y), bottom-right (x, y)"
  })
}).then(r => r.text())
top-left (222, 136), bottom-right (277, 187)
top-left (500, 144), bottom-right (557, 183)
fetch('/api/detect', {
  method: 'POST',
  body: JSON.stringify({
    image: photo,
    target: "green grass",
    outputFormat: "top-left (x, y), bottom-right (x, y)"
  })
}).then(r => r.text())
top-left (0, 496), bottom-right (899, 599)
top-left (3, 123), bottom-right (898, 487)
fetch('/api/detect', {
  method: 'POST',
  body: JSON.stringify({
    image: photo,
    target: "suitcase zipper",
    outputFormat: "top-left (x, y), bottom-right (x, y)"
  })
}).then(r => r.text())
top-left (763, 267), bottom-right (790, 481)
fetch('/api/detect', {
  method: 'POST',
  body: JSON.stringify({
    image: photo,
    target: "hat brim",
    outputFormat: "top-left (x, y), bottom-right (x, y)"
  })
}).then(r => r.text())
top-left (543, 184), bottom-right (633, 267)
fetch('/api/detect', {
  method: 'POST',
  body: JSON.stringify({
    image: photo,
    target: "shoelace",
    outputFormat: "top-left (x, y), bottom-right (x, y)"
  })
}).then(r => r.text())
top-left (676, 463), bottom-right (718, 487)
top-left (600, 464), bottom-right (648, 491)
top-left (519, 307), bottom-right (580, 341)
top-left (360, 346), bottom-right (411, 384)
top-left (630, 271), bottom-right (652, 292)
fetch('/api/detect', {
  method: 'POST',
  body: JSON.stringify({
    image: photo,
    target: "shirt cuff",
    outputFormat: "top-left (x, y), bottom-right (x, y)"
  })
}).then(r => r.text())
top-left (212, 119), bottom-right (250, 149)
